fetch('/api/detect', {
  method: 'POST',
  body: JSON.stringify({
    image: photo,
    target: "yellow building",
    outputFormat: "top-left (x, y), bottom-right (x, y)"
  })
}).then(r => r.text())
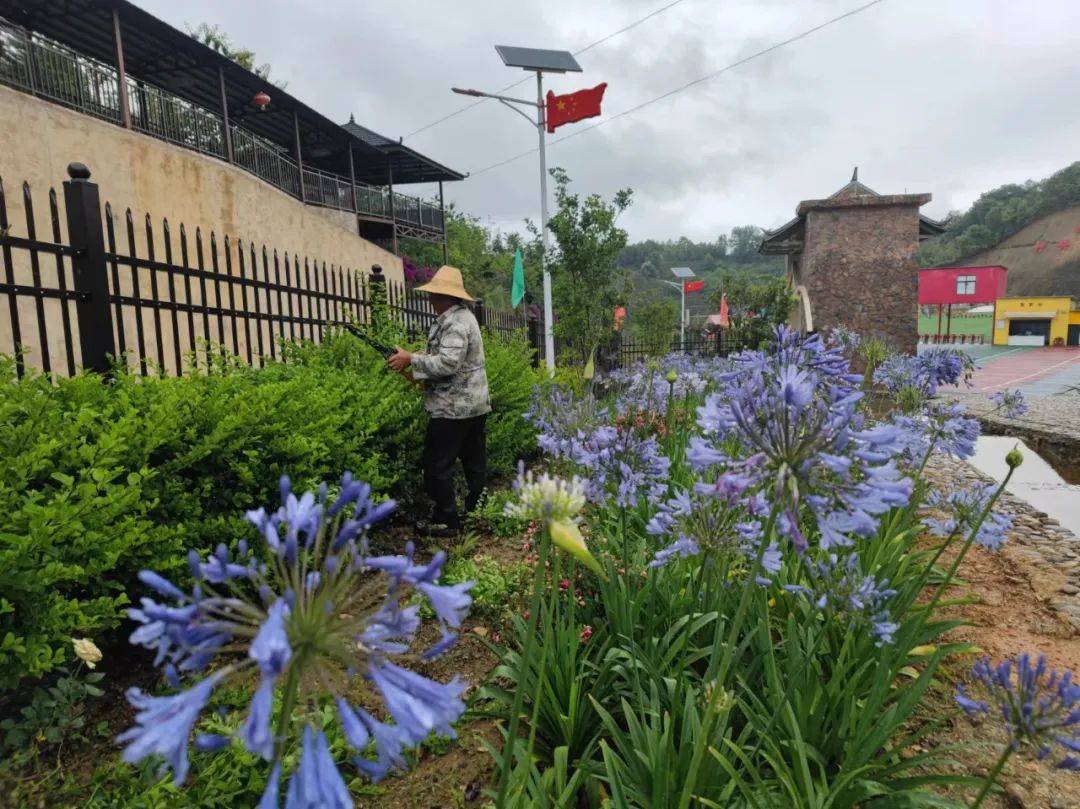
top-left (992, 296), bottom-right (1080, 346)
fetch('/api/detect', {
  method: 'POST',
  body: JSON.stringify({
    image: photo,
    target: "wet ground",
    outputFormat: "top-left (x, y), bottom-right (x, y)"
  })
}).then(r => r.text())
top-left (970, 436), bottom-right (1080, 532)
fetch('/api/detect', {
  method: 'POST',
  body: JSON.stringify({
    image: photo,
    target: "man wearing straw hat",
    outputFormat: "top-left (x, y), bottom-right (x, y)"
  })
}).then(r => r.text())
top-left (388, 265), bottom-right (490, 536)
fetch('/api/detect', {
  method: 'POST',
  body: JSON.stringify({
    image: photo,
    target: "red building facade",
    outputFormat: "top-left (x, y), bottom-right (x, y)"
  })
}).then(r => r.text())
top-left (918, 266), bottom-right (1007, 305)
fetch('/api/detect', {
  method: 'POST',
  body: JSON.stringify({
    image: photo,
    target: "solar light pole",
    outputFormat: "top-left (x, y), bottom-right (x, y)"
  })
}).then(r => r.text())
top-left (664, 267), bottom-right (695, 351)
top-left (452, 46), bottom-right (583, 372)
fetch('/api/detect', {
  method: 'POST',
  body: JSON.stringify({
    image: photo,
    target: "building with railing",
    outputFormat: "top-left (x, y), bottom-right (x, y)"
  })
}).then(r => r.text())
top-left (0, 0), bottom-right (461, 258)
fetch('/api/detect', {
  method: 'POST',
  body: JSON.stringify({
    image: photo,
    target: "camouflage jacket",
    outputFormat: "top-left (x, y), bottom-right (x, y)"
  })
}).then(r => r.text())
top-left (410, 303), bottom-right (491, 419)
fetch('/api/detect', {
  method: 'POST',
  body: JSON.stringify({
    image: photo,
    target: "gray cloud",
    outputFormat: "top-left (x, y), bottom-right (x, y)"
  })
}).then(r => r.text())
top-left (137, 0), bottom-right (1080, 241)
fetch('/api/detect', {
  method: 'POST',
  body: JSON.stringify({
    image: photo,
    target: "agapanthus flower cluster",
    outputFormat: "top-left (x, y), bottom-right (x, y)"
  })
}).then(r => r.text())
top-left (989, 388), bottom-right (1028, 419)
top-left (786, 552), bottom-right (899, 646)
top-left (526, 384), bottom-right (607, 459)
top-left (505, 464), bottom-right (587, 525)
top-left (923, 483), bottom-right (1012, 551)
top-left (645, 483), bottom-right (778, 579)
top-left (827, 325), bottom-right (861, 352)
top-left (956, 653), bottom-right (1080, 769)
top-left (605, 354), bottom-right (712, 412)
top-left (119, 473), bottom-right (474, 806)
top-left (569, 423), bottom-right (672, 508)
top-left (891, 401), bottom-right (981, 463)
top-left (692, 326), bottom-right (912, 554)
top-left (873, 347), bottom-right (975, 397)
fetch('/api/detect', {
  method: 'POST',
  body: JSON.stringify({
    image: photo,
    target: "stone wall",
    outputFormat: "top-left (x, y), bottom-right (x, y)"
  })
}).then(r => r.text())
top-left (0, 85), bottom-right (404, 374)
top-left (800, 199), bottom-right (923, 353)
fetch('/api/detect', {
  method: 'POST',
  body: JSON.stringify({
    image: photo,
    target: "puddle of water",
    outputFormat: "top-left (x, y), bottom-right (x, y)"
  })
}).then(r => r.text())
top-left (968, 436), bottom-right (1080, 532)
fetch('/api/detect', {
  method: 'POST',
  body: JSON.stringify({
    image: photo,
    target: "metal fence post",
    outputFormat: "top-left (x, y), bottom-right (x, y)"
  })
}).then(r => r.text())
top-left (474, 297), bottom-right (486, 330)
top-left (527, 310), bottom-right (542, 368)
top-left (62, 162), bottom-right (115, 374)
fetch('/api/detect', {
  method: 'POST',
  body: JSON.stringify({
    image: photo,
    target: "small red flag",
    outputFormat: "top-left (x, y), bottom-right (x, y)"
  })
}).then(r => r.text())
top-left (718, 294), bottom-right (729, 328)
top-left (683, 279), bottom-right (704, 293)
top-left (546, 83), bottom-right (607, 133)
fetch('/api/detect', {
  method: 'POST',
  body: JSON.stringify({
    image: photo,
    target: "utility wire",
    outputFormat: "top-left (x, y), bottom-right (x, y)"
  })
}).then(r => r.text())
top-left (468, 0), bottom-right (886, 177)
top-left (402, 0), bottom-right (689, 140)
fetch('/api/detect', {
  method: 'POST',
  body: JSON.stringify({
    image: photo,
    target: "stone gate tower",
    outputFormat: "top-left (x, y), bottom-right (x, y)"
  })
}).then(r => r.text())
top-left (759, 170), bottom-right (944, 354)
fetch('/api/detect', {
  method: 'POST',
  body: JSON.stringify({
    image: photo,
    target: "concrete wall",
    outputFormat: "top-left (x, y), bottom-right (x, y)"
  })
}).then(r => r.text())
top-left (801, 202), bottom-right (923, 353)
top-left (0, 85), bottom-right (402, 374)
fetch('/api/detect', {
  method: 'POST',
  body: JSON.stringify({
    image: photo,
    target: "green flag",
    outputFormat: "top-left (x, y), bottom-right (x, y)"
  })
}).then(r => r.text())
top-left (510, 247), bottom-right (525, 308)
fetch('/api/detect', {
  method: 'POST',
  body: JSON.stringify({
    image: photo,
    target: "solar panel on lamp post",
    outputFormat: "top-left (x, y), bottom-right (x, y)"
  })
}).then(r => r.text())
top-left (669, 267), bottom-right (695, 351)
top-left (452, 46), bottom-right (583, 373)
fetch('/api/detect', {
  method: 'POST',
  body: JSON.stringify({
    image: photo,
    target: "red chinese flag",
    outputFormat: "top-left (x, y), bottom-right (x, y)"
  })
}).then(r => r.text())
top-left (683, 279), bottom-right (704, 293)
top-left (718, 293), bottom-right (729, 328)
top-left (546, 83), bottom-right (608, 133)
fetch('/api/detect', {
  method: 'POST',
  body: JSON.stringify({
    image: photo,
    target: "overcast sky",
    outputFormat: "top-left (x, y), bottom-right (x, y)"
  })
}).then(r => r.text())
top-left (138, 0), bottom-right (1080, 243)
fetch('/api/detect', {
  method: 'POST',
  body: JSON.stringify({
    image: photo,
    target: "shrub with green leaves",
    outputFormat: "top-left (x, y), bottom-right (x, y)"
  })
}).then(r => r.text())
top-left (0, 328), bottom-right (540, 692)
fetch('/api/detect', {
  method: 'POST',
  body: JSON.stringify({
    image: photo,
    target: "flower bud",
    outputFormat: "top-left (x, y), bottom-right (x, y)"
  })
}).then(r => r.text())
top-left (1006, 446), bottom-right (1023, 469)
top-left (549, 519), bottom-right (606, 579)
top-left (665, 369), bottom-right (678, 384)
top-left (72, 637), bottom-right (103, 668)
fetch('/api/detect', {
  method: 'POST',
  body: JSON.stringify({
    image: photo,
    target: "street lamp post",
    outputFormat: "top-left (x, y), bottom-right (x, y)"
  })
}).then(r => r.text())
top-left (666, 267), bottom-right (695, 351)
top-left (452, 46), bottom-right (584, 372)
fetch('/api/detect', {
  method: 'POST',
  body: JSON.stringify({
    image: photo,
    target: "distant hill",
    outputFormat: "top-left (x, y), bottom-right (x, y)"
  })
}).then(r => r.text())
top-left (956, 205), bottom-right (1080, 297)
top-left (617, 230), bottom-right (783, 322)
top-left (920, 162), bottom-right (1080, 296)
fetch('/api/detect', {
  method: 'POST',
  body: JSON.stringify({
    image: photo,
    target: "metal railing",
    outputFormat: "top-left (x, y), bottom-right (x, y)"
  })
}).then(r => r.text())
top-left (302, 165), bottom-right (353, 211)
top-left (355, 184), bottom-right (391, 219)
top-left (1, 18), bottom-right (121, 123)
top-left (0, 17), bottom-right (445, 237)
top-left (130, 79), bottom-right (227, 159)
top-left (231, 125), bottom-right (301, 198)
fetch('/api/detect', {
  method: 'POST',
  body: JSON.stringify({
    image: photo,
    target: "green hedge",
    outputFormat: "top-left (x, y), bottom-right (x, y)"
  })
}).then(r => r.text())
top-left (0, 330), bottom-right (540, 691)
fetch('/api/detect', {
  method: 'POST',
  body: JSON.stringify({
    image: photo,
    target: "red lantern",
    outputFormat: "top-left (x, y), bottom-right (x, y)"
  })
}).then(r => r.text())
top-left (252, 91), bottom-right (271, 111)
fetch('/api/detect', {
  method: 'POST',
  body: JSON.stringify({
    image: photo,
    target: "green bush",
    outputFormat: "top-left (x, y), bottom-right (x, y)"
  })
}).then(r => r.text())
top-left (0, 329), bottom-right (540, 691)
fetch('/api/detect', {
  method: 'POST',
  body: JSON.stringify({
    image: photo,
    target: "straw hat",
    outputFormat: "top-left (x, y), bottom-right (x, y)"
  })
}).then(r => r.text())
top-left (415, 265), bottom-right (474, 301)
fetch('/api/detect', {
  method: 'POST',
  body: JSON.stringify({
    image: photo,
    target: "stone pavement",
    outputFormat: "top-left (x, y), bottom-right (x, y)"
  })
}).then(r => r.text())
top-left (924, 454), bottom-right (1080, 632)
top-left (946, 390), bottom-right (1080, 444)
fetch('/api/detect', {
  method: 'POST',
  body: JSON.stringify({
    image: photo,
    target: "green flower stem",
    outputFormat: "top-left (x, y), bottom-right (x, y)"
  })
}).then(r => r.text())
top-left (273, 661), bottom-right (302, 760)
top-left (971, 746), bottom-right (1012, 808)
top-left (495, 523), bottom-right (550, 808)
top-left (680, 506), bottom-right (778, 809)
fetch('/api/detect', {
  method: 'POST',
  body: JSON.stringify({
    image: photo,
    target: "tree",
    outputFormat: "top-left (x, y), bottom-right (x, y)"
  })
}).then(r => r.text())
top-left (728, 225), bottom-right (765, 261)
top-left (188, 23), bottom-right (284, 87)
top-left (543, 168), bottom-right (633, 359)
top-left (711, 274), bottom-right (793, 349)
top-left (919, 160), bottom-right (1080, 266)
top-left (628, 298), bottom-right (678, 355)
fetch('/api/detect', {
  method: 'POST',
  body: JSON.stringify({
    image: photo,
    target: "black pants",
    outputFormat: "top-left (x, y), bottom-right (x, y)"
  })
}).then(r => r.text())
top-left (423, 414), bottom-right (487, 526)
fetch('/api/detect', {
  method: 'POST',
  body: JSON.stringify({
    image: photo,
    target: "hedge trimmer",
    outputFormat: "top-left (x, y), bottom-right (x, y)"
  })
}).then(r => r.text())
top-left (341, 323), bottom-right (395, 359)
top-left (341, 323), bottom-right (420, 386)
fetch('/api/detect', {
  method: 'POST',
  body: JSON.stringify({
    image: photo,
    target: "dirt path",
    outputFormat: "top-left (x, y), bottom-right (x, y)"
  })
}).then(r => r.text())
top-left (926, 541), bottom-right (1080, 808)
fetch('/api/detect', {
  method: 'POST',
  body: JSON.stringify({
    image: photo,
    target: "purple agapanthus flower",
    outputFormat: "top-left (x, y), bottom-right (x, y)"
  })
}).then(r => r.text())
top-left (120, 473), bottom-right (474, 802)
top-left (989, 388), bottom-right (1028, 419)
top-left (891, 401), bottom-right (981, 463)
top-left (646, 481), bottom-right (775, 579)
top-left (793, 552), bottom-right (899, 646)
top-left (566, 423), bottom-right (671, 508)
top-left (924, 483), bottom-right (1012, 551)
top-left (956, 653), bottom-right (1080, 769)
top-left (875, 348), bottom-right (975, 397)
top-left (690, 326), bottom-right (912, 554)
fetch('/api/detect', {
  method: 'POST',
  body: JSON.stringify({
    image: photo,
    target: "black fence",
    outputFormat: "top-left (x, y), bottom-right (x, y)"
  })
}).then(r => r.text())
top-left (616, 332), bottom-right (745, 366)
top-left (0, 163), bottom-right (535, 379)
